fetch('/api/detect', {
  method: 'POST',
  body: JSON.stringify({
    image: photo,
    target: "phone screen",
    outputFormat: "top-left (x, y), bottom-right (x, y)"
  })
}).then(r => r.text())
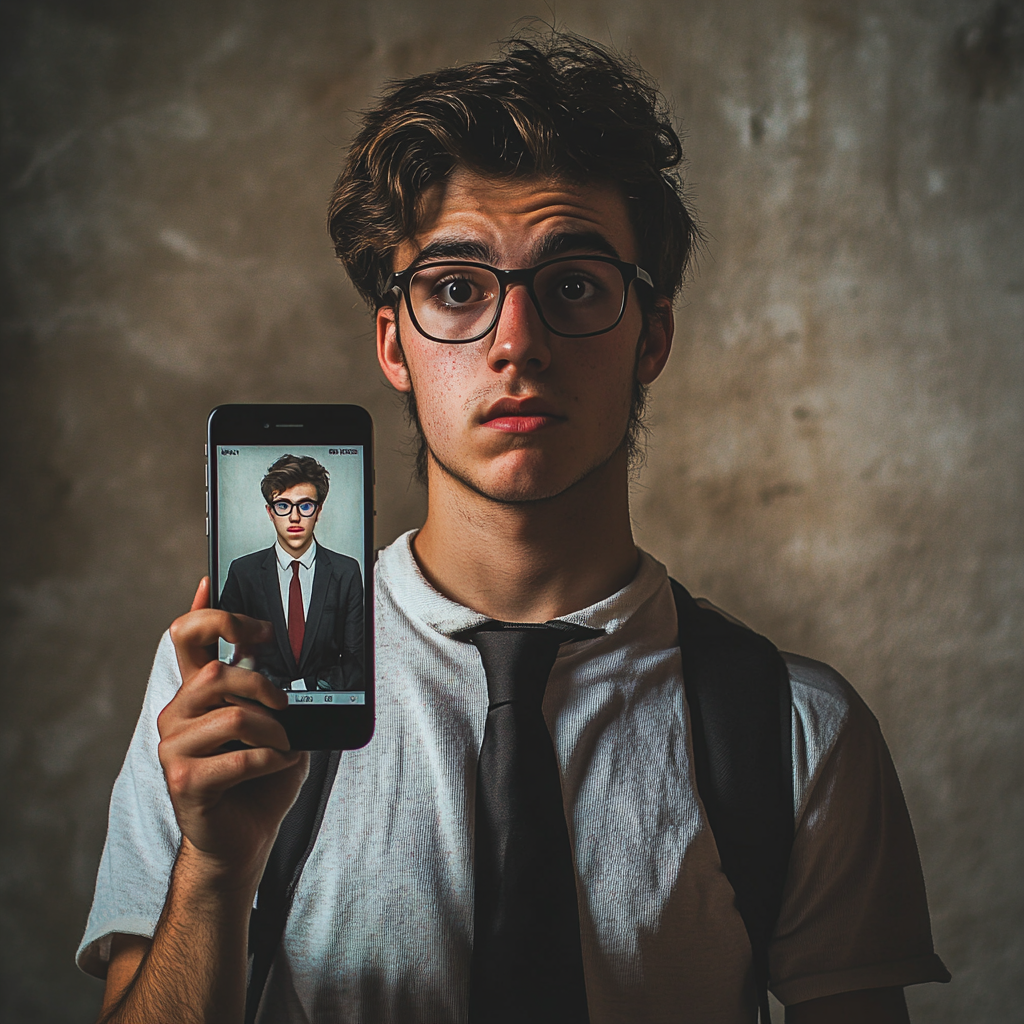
top-left (208, 406), bottom-right (374, 749)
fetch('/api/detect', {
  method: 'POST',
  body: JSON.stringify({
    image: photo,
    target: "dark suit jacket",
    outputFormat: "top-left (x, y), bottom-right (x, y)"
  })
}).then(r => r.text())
top-left (219, 543), bottom-right (364, 691)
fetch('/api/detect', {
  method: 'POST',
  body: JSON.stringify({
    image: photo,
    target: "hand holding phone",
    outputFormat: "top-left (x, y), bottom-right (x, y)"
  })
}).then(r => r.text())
top-left (159, 578), bottom-right (310, 877)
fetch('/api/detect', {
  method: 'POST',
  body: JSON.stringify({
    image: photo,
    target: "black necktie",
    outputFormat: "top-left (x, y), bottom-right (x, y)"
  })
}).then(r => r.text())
top-left (463, 619), bottom-right (604, 1024)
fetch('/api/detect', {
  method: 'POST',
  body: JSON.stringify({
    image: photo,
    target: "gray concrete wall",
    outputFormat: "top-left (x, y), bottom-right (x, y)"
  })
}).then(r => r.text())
top-left (1, 1), bottom-right (1020, 1020)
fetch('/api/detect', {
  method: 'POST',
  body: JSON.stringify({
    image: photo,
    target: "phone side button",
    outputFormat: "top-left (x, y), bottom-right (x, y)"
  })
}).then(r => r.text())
top-left (205, 516), bottom-right (209, 536)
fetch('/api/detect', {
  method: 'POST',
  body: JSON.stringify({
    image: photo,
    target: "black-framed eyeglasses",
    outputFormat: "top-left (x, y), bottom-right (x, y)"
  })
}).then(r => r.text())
top-left (386, 255), bottom-right (654, 344)
top-left (269, 498), bottom-right (321, 517)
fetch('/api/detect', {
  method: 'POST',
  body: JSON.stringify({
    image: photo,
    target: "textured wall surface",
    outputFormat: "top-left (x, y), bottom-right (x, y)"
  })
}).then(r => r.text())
top-left (1, 0), bottom-right (1021, 1020)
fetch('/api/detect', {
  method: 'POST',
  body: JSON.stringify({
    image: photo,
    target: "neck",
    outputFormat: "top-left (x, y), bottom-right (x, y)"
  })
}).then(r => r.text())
top-left (412, 449), bottom-right (639, 622)
top-left (280, 536), bottom-right (314, 560)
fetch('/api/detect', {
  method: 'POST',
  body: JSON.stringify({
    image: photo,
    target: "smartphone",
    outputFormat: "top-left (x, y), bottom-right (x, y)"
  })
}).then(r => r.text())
top-left (207, 404), bottom-right (374, 750)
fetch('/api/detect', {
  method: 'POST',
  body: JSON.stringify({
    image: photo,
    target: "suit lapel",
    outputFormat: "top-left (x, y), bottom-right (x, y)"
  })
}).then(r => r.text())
top-left (298, 546), bottom-right (332, 673)
top-left (262, 546), bottom-right (298, 676)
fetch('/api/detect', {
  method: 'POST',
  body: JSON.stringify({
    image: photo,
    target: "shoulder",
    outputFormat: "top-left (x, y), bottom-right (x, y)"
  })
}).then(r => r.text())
top-left (678, 591), bottom-right (884, 819)
top-left (682, 593), bottom-right (871, 743)
top-left (227, 547), bottom-right (274, 573)
top-left (783, 651), bottom-right (869, 734)
top-left (316, 546), bottom-right (361, 576)
top-left (780, 651), bottom-right (891, 824)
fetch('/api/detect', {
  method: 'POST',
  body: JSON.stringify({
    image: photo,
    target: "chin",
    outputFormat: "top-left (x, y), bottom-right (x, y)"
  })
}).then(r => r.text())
top-left (478, 476), bottom-right (568, 504)
top-left (433, 447), bottom-right (605, 505)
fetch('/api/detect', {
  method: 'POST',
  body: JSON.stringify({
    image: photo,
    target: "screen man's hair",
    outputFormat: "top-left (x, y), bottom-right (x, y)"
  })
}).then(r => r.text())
top-left (261, 454), bottom-right (331, 504)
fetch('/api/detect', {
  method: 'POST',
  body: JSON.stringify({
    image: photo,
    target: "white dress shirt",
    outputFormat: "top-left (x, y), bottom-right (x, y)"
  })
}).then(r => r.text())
top-left (275, 538), bottom-right (316, 627)
top-left (78, 532), bottom-right (947, 1022)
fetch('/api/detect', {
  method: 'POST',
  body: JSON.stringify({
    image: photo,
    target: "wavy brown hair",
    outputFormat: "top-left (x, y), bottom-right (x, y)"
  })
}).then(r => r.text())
top-left (328, 30), bottom-right (700, 308)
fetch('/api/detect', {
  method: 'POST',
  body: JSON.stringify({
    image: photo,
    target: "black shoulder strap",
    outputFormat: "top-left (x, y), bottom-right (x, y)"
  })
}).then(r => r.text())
top-left (244, 748), bottom-right (341, 1024)
top-left (670, 578), bottom-right (794, 1024)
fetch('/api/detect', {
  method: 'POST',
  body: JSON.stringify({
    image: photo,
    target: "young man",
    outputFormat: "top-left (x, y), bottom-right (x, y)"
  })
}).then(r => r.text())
top-left (79, 33), bottom-right (948, 1024)
top-left (219, 454), bottom-right (364, 692)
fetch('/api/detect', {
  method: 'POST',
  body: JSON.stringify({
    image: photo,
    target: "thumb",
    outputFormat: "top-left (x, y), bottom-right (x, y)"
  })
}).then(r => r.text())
top-left (191, 577), bottom-right (211, 612)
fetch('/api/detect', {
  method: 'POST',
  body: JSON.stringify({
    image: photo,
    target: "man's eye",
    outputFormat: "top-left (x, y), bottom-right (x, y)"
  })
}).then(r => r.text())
top-left (436, 278), bottom-right (478, 305)
top-left (298, 502), bottom-right (316, 514)
top-left (555, 276), bottom-right (598, 302)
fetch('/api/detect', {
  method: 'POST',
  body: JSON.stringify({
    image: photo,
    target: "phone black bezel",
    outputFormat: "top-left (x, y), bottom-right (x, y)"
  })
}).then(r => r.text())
top-left (207, 404), bottom-right (374, 750)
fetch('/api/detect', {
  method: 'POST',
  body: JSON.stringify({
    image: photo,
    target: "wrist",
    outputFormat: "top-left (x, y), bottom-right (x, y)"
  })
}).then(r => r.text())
top-left (176, 837), bottom-right (267, 902)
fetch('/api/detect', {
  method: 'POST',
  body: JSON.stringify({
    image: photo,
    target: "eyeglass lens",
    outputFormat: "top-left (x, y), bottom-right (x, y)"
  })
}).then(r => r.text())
top-left (271, 499), bottom-right (319, 517)
top-left (408, 259), bottom-right (627, 341)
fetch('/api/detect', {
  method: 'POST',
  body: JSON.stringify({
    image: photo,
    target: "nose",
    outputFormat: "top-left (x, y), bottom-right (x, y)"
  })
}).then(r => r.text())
top-left (289, 505), bottom-right (302, 522)
top-left (486, 282), bottom-right (552, 374)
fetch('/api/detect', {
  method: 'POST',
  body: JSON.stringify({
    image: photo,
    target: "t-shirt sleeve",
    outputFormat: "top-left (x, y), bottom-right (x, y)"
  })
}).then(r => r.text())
top-left (768, 654), bottom-right (950, 1006)
top-left (76, 631), bottom-right (183, 979)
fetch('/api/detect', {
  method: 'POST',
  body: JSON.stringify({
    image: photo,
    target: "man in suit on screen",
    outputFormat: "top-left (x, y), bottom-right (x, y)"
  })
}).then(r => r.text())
top-left (219, 453), bottom-right (364, 692)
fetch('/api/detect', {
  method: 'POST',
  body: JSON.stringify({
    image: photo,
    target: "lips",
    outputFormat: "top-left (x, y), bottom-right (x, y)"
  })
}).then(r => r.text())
top-left (480, 396), bottom-right (564, 433)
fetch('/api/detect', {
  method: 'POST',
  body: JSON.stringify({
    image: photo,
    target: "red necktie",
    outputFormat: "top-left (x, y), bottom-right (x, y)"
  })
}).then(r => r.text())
top-left (288, 560), bottom-right (304, 664)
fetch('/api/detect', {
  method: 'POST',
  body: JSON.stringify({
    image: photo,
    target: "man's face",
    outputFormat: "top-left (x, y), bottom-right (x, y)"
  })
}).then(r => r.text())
top-left (376, 170), bottom-right (673, 504)
top-left (266, 482), bottom-right (322, 555)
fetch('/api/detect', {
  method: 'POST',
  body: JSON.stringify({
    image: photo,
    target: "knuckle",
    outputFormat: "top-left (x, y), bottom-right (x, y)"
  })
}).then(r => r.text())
top-left (248, 748), bottom-right (274, 772)
top-left (225, 705), bottom-right (247, 732)
top-left (168, 615), bottom-right (186, 644)
top-left (197, 660), bottom-right (224, 687)
top-left (160, 752), bottom-right (190, 794)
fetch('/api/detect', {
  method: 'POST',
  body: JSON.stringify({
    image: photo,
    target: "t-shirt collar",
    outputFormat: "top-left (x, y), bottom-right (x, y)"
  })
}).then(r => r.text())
top-left (378, 530), bottom-right (667, 643)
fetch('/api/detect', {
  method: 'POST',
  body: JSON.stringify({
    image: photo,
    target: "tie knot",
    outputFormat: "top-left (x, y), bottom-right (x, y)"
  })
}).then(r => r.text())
top-left (462, 621), bottom-right (604, 710)
top-left (290, 559), bottom-right (301, 575)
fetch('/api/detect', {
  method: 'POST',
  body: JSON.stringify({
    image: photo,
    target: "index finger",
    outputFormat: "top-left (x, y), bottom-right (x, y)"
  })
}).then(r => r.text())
top-left (169, 608), bottom-right (273, 682)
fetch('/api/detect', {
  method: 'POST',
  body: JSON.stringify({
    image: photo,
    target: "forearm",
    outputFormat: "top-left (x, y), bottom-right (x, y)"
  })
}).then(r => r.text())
top-left (99, 840), bottom-right (259, 1024)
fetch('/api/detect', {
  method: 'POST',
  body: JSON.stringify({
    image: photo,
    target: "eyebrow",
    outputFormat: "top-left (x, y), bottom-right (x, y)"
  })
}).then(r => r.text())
top-left (404, 230), bottom-right (623, 272)
top-left (532, 231), bottom-right (621, 262)
top-left (406, 238), bottom-right (496, 270)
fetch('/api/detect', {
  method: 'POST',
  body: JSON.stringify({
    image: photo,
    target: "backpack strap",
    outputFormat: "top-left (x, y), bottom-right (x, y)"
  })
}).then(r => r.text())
top-left (670, 578), bottom-right (794, 1024)
top-left (244, 748), bottom-right (341, 1024)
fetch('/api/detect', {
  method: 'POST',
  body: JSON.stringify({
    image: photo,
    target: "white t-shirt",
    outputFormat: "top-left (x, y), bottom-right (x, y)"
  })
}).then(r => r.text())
top-left (78, 533), bottom-right (948, 1022)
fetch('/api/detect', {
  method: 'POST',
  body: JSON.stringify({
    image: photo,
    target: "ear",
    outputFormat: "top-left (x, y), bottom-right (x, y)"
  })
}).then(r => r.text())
top-left (636, 296), bottom-right (674, 386)
top-left (377, 305), bottom-right (412, 393)
top-left (265, 503), bottom-right (274, 523)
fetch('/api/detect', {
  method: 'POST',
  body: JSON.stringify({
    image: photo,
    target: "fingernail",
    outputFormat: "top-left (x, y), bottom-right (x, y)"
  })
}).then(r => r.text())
top-left (236, 655), bottom-right (257, 671)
